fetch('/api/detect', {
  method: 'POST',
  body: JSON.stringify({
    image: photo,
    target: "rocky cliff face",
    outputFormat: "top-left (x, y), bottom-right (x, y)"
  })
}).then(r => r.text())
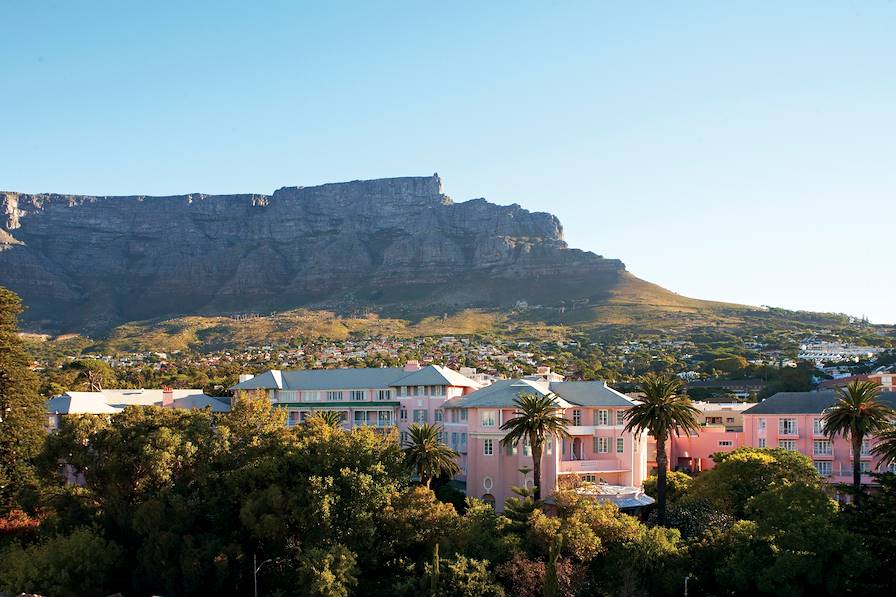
top-left (0, 174), bottom-right (625, 332)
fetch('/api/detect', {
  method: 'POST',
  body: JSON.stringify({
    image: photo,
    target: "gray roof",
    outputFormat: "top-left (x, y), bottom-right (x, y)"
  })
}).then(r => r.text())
top-left (549, 381), bottom-right (635, 407)
top-left (445, 379), bottom-right (634, 410)
top-left (743, 390), bottom-right (896, 415)
top-left (444, 379), bottom-right (554, 409)
top-left (47, 389), bottom-right (229, 414)
top-left (392, 365), bottom-right (479, 388)
top-left (230, 365), bottom-right (478, 392)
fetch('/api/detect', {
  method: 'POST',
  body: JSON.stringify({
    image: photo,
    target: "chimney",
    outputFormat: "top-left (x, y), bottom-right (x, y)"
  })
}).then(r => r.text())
top-left (162, 387), bottom-right (174, 408)
top-left (404, 360), bottom-right (422, 372)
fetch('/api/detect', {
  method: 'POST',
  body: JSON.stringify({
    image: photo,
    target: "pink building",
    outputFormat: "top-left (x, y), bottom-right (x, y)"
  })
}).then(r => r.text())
top-left (443, 378), bottom-right (651, 511)
top-left (666, 401), bottom-right (750, 472)
top-left (742, 391), bottom-right (896, 486)
top-left (230, 362), bottom-right (480, 450)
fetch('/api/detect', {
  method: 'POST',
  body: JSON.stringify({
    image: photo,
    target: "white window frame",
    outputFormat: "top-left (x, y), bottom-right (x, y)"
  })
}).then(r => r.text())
top-left (483, 439), bottom-right (493, 456)
top-left (482, 410), bottom-right (497, 428)
top-left (616, 437), bottom-right (624, 453)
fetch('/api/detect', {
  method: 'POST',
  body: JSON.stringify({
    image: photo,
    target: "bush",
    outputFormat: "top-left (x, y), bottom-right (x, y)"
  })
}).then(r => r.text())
top-left (643, 471), bottom-right (693, 503)
top-left (0, 527), bottom-right (123, 597)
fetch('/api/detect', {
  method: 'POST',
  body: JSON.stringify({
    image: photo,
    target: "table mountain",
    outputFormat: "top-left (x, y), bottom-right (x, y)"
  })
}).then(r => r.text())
top-left (1, 174), bottom-right (632, 333)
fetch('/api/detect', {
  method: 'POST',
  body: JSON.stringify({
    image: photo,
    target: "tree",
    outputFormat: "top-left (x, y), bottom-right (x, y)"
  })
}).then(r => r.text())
top-left (500, 393), bottom-right (570, 501)
top-left (822, 380), bottom-right (893, 503)
top-left (0, 527), bottom-right (124, 597)
top-left (403, 423), bottom-right (460, 488)
top-left (643, 470), bottom-right (692, 504)
top-left (0, 287), bottom-right (45, 513)
top-left (623, 374), bottom-right (700, 524)
top-left (423, 554), bottom-right (505, 597)
top-left (870, 425), bottom-right (896, 468)
top-left (69, 358), bottom-right (117, 392)
top-left (307, 410), bottom-right (345, 428)
top-left (686, 447), bottom-right (821, 518)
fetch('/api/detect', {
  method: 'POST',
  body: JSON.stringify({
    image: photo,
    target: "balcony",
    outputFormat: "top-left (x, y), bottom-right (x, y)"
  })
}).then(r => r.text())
top-left (559, 459), bottom-right (630, 474)
top-left (566, 425), bottom-right (599, 435)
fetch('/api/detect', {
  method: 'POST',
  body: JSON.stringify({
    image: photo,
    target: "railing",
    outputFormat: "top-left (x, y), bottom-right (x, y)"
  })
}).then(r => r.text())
top-left (559, 459), bottom-right (628, 473)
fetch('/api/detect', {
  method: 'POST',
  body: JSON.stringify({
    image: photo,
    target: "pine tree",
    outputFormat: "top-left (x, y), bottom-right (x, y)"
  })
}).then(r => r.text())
top-left (0, 287), bottom-right (44, 513)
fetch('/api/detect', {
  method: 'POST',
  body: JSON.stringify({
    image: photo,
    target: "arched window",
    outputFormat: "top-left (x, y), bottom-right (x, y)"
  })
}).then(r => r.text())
top-left (482, 493), bottom-right (496, 507)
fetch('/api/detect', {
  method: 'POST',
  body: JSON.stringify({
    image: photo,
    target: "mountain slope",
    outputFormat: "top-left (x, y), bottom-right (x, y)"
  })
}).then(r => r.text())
top-left (1, 174), bottom-right (635, 333)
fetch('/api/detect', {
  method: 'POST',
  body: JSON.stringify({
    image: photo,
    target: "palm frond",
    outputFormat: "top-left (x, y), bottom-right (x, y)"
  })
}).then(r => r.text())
top-left (623, 373), bottom-right (700, 440)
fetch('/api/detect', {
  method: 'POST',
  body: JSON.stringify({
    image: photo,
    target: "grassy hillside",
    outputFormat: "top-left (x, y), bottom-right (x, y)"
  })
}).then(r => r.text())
top-left (22, 272), bottom-right (890, 355)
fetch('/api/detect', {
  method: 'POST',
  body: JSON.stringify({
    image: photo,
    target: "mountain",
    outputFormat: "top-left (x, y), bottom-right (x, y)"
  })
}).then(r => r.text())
top-left (0, 174), bottom-right (659, 334)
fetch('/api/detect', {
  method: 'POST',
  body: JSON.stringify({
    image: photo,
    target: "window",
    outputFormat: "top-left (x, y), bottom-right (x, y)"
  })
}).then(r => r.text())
top-left (326, 391), bottom-right (343, 401)
top-left (460, 433), bottom-right (467, 449)
top-left (595, 409), bottom-right (609, 426)
top-left (758, 418), bottom-right (767, 433)
top-left (400, 431), bottom-right (409, 444)
top-left (595, 437), bottom-right (610, 453)
top-left (460, 410), bottom-right (468, 422)
top-left (616, 410), bottom-right (626, 426)
top-left (482, 410), bottom-right (497, 428)
top-left (378, 411), bottom-right (391, 426)
top-left (861, 440), bottom-right (870, 456)
top-left (354, 411), bottom-right (367, 426)
top-left (546, 437), bottom-right (553, 455)
top-left (399, 408), bottom-right (407, 421)
top-left (377, 389), bottom-right (391, 400)
top-left (417, 386), bottom-right (425, 396)
top-left (813, 440), bottom-right (832, 455)
top-left (779, 440), bottom-right (797, 451)
top-left (483, 476), bottom-right (494, 491)
top-left (582, 474), bottom-right (597, 483)
top-left (506, 441), bottom-right (518, 456)
top-left (304, 391), bottom-right (320, 402)
top-left (813, 418), bottom-right (824, 435)
top-left (616, 437), bottom-right (624, 453)
top-left (718, 440), bottom-right (733, 447)
top-left (860, 461), bottom-right (871, 474)
top-left (413, 409), bottom-right (428, 423)
top-left (779, 418), bottom-right (797, 435)
top-left (523, 436), bottom-right (531, 457)
top-left (434, 410), bottom-right (443, 422)
top-left (483, 439), bottom-right (493, 456)
top-left (758, 438), bottom-right (767, 448)
top-left (451, 432), bottom-right (458, 449)
top-left (572, 409), bottom-right (581, 426)
top-left (350, 390), bottom-right (365, 401)
top-left (814, 461), bottom-right (833, 477)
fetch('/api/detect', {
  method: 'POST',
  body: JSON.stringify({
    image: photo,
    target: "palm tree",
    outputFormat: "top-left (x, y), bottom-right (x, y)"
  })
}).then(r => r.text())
top-left (623, 373), bottom-right (700, 525)
top-left (403, 423), bottom-right (460, 488)
top-left (823, 380), bottom-right (893, 503)
top-left (871, 426), bottom-right (896, 471)
top-left (307, 411), bottom-right (344, 428)
top-left (500, 393), bottom-right (571, 501)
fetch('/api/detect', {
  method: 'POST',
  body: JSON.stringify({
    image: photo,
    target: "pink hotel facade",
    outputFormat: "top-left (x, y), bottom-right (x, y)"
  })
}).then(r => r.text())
top-left (232, 363), bottom-right (652, 511)
top-left (231, 365), bottom-right (896, 510)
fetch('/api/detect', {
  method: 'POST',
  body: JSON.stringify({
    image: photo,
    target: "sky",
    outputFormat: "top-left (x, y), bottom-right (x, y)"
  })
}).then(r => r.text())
top-left (2, 2), bottom-right (894, 323)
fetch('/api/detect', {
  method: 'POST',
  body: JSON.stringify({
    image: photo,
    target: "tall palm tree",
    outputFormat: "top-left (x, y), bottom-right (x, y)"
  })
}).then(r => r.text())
top-left (403, 423), bottom-right (460, 488)
top-left (823, 380), bottom-right (893, 503)
top-left (307, 410), bottom-right (344, 428)
top-left (871, 426), bottom-right (896, 472)
top-left (623, 373), bottom-right (700, 525)
top-left (500, 393), bottom-right (570, 501)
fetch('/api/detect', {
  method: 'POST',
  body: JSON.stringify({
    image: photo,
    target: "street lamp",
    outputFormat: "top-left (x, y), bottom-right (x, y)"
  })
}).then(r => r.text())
top-left (253, 553), bottom-right (275, 597)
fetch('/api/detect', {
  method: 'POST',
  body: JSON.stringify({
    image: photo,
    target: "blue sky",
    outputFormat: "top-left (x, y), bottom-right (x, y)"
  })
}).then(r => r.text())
top-left (2, 2), bottom-right (894, 323)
